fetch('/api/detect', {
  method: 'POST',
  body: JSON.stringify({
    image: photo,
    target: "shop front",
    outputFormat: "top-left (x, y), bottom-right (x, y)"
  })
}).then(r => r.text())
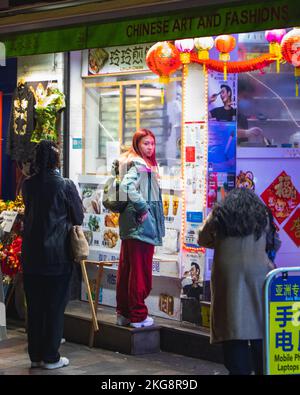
top-left (1, 0), bottom-right (300, 348)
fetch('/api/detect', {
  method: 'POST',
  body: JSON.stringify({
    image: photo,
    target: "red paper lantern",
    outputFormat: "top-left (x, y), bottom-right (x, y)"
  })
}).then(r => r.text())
top-left (215, 35), bottom-right (236, 60)
top-left (281, 28), bottom-right (300, 96)
top-left (214, 35), bottom-right (236, 81)
top-left (146, 41), bottom-right (181, 83)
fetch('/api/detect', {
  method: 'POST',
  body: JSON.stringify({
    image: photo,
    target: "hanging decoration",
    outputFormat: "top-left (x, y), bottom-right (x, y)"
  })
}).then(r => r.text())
top-left (146, 36), bottom-right (280, 83)
top-left (146, 41), bottom-right (181, 84)
top-left (214, 35), bottom-right (236, 81)
top-left (189, 52), bottom-right (277, 73)
top-left (281, 28), bottom-right (300, 97)
top-left (174, 39), bottom-right (194, 64)
top-left (265, 29), bottom-right (286, 73)
top-left (194, 37), bottom-right (214, 60)
top-left (194, 37), bottom-right (214, 72)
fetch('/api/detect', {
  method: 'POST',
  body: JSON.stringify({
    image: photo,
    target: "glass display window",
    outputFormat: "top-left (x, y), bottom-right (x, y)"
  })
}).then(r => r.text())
top-left (83, 72), bottom-right (182, 175)
top-left (237, 30), bottom-right (300, 148)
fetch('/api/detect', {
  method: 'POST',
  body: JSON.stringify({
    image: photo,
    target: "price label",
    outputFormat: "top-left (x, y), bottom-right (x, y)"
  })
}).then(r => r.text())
top-left (0, 211), bottom-right (18, 233)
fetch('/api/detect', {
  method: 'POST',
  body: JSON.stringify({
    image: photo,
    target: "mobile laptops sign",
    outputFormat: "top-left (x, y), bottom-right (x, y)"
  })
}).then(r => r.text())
top-left (264, 268), bottom-right (300, 375)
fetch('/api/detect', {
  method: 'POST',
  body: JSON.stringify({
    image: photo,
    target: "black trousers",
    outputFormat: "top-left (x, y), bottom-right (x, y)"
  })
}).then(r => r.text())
top-left (23, 273), bottom-right (71, 363)
top-left (222, 339), bottom-right (263, 375)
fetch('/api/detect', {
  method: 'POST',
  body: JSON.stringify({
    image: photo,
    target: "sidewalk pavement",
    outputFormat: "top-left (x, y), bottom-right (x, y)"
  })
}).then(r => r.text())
top-left (0, 325), bottom-right (227, 375)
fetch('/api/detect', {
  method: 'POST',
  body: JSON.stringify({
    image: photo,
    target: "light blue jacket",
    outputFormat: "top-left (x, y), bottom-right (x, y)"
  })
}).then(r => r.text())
top-left (118, 158), bottom-right (165, 246)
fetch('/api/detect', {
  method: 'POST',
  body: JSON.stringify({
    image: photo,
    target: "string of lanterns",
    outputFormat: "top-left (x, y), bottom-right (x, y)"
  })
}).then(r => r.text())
top-left (146, 28), bottom-right (300, 95)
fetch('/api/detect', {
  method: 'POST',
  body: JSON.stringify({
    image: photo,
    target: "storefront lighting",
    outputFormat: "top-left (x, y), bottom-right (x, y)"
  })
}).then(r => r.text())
top-left (180, 62), bottom-right (207, 255)
top-left (180, 61), bottom-right (188, 253)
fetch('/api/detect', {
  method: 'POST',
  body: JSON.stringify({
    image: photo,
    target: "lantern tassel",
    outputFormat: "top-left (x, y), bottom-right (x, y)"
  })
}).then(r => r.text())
top-left (161, 87), bottom-right (164, 105)
top-left (295, 68), bottom-right (300, 97)
top-left (224, 62), bottom-right (227, 81)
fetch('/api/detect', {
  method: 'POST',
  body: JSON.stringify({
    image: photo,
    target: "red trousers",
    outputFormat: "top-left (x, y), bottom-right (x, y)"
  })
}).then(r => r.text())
top-left (116, 239), bottom-right (154, 323)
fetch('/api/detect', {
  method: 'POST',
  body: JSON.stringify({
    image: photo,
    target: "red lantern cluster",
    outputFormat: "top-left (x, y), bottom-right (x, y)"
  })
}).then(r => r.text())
top-left (146, 41), bottom-right (181, 83)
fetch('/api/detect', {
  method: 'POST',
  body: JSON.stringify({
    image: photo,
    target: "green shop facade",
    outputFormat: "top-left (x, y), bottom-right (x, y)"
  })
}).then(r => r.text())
top-left (1, 0), bottom-right (300, 352)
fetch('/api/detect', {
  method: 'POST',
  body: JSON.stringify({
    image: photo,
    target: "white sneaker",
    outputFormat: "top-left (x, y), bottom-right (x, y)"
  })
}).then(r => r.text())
top-left (30, 361), bottom-right (44, 369)
top-left (116, 314), bottom-right (130, 326)
top-left (43, 357), bottom-right (69, 370)
top-left (130, 316), bottom-right (154, 328)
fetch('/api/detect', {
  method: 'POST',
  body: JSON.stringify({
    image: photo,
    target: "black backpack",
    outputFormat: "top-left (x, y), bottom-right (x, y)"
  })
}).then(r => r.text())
top-left (102, 160), bottom-right (128, 213)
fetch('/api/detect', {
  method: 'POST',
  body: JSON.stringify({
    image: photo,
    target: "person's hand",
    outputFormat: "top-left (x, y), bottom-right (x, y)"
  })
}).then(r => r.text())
top-left (209, 93), bottom-right (218, 104)
top-left (246, 127), bottom-right (263, 137)
top-left (137, 211), bottom-right (148, 224)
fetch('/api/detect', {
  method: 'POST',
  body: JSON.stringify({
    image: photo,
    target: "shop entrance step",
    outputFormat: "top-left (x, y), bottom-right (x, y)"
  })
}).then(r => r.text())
top-left (64, 305), bottom-right (160, 355)
top-left (64, 301), bottom-right (223, 362)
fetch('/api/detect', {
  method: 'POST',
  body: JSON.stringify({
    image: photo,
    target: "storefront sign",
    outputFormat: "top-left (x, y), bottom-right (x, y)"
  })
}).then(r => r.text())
top-left (72, 138), bottom-right (82, 149)
top-left (82, 43), bottom-right (153, 76)
top-left (3, 1), bottom-right (299, 57)
top-left (0, 210), bottom-right (18, 233)
top-left (87, 1), bottom-right (298, 48)
top-left (4, 26), bottom-right (87, 57)
top-left (267, 274), bottom-right (300, 375)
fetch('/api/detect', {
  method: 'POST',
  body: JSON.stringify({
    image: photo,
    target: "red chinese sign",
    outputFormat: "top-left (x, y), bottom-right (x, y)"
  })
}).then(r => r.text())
top-left (283, 208), bottom-right (300, 247)
top-left (186, 147), bottom-right (195, 163)
top-left (261, 171), bottom-right (300, 224)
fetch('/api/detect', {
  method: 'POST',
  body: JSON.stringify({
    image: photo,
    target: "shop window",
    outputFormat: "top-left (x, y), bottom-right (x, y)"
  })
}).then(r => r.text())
top-left (83, 73), bottom-right (182, 175)
top-left (237, 31), bottom-right (300, 148)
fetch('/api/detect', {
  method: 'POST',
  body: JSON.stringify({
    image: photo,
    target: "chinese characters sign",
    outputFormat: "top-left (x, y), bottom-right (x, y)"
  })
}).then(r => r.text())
top-left (269, 276), bottom-right (300, 375)
top-left (82, 43), bottom-right (154, 76)
top-left (261, 171), bottom-right (300, 224)
top-left (284, 208), bottom-right (300, 247)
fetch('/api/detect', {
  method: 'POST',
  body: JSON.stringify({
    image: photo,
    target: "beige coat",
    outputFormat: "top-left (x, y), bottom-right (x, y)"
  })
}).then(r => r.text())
top-left (198, 215), bottom-right (273, 344)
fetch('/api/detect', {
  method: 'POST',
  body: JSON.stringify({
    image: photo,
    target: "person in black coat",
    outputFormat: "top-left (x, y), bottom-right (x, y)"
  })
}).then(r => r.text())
top-left (21, 140), bottom-right (84, 370)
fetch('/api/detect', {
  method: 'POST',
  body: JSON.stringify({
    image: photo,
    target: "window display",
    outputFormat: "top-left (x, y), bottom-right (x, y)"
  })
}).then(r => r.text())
top-left (237, 31), bottom-right (300, 148)
top-left (83, 73), bottom-right (182, 175)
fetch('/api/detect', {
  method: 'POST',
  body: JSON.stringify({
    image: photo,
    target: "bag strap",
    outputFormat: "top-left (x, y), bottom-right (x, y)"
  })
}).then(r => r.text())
top-left (64, 178), bottom-right (74, 227)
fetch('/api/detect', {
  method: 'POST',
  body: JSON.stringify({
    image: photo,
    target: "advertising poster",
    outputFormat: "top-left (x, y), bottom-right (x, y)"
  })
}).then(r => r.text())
top-left (80, 183), bottom-right (121, 254)
top-left (208, 70), bottom-right (237, 123)
top-left (183, 123), bottom-right (207, 249)
top-left (207, 172), bottom-right (235, 208)
top-left (180, 250), bottom-right (205, 301)
top-left (208, 121), bottom-right (236, 173)
top-left (80, 183), bottom-right (103, 215)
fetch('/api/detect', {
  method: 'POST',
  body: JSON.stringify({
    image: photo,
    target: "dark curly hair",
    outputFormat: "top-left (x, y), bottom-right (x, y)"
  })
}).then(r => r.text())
top-left (35, 140), bottom-right (61, 177)
top-left (211, 188), bottom-right (268, 240)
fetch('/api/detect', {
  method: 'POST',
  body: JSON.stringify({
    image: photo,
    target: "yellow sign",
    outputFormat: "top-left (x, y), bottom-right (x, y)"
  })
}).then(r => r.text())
top-left (269, 301), bottom-right (300, 375)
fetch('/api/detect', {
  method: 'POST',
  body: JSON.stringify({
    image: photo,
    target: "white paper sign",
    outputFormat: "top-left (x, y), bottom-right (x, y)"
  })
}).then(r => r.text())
top-left (0, 211), bottom-right (18, 233)
top-left (106, 141), bottom-right (120, 173)
top-left (0, 302), bottom-right (6, 327)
